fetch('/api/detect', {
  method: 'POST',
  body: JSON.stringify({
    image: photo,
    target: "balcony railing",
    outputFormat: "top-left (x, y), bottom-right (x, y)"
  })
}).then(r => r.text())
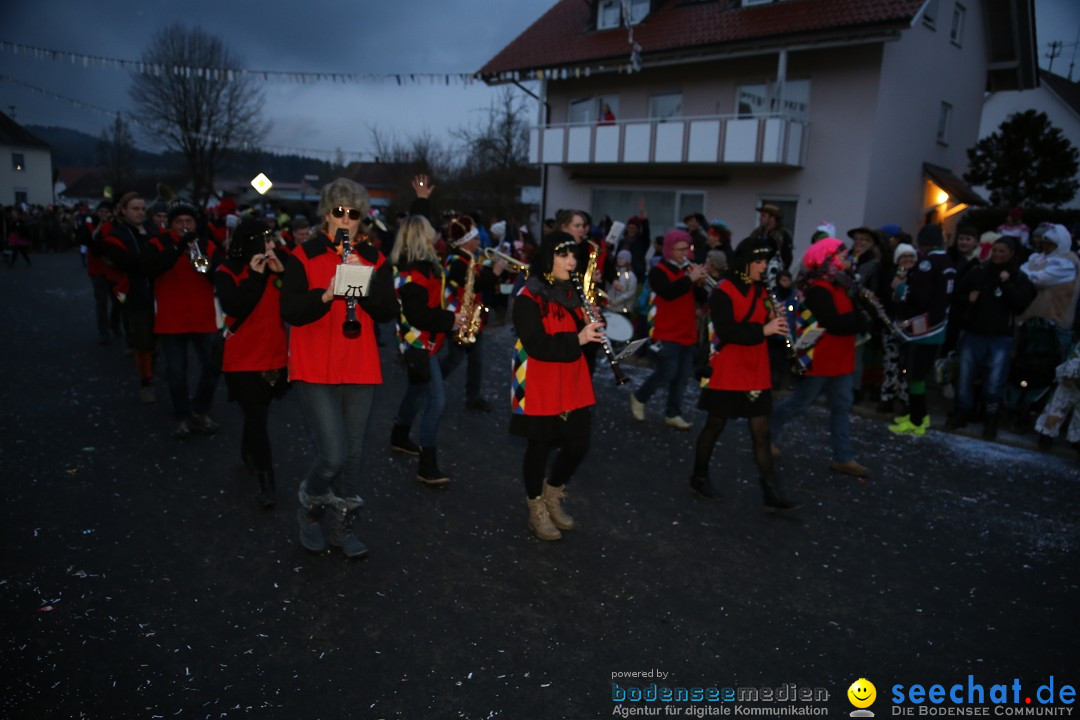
top-left (528, 114), bottom-right (807, 167)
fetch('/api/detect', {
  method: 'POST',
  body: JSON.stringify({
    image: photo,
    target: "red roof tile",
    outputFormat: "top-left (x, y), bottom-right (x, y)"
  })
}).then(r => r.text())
top-left (479, 0), bottom-right (925, 77)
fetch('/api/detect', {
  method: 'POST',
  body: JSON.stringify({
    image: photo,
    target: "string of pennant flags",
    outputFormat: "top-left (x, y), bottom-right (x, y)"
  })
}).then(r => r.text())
top-left (0, 74), bottom-right (372, 161)
top-left (0, 38), bottom-right (645, 85)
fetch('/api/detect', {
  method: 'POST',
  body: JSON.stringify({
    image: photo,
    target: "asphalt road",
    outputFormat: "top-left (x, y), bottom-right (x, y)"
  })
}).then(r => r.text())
top-left (1, 254), bottom-right (1077, 719)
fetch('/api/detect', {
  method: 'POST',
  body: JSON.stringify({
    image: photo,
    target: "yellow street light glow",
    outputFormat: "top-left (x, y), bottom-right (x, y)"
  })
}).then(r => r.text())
top-left (251, 173), bottom-right (273, 195)
top-left (935, 190), bottom-right (949, 205)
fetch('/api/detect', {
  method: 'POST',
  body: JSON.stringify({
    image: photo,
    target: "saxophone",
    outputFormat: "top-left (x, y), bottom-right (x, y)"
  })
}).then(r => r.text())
top-left (581, 240), bottom-right (605, 306)
top-left (452, 247), bottom-right (485, 345)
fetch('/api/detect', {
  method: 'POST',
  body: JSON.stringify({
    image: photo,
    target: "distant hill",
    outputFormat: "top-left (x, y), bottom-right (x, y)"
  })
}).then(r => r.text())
top-left (27, 125), bottom-right (340, 181)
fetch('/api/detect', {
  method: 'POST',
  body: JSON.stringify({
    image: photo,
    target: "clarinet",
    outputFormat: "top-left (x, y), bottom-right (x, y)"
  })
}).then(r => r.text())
top-left (571, 272), bottom-right (629, 386)
top-left (338, 228), bottom-right (362, 338)
top-left (769, 290), bottom-right (806, 377)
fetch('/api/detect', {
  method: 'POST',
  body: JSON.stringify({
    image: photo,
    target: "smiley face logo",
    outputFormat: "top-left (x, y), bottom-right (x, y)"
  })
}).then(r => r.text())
top-left (848, 678), bottom-right (877, 709)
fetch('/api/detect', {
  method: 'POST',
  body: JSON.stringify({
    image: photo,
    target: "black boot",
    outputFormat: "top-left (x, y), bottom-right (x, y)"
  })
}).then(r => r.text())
top-left (241, 439), bottom-right (257, 474)
top-left (982, 412), bottom-right (999, 440)
top-left (256, 470), bottom-right (276, 508)
top-left (760, 475), bottom-right (801, 512)
top-left (325, 498), bottom-right (369, 558)
top-left (296, 482), bottom-right (332, 552)
top-left (390, 423), bottom-right (420, 456)
top-left (690, 474), bottom-right (723, 501)
top-left (417, 446), bottom-right (450, 486)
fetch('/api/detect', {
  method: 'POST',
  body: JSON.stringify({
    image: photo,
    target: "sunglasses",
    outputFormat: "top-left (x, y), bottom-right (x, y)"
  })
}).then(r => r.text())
top-left (331, 207), bottom-right (363, 221)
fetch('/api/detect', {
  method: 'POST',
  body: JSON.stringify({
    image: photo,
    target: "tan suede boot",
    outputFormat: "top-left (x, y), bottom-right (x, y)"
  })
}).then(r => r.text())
top-left (526, 497), bottom-right (562, 541)
top-left (541, 481), bottom-right (574, 530)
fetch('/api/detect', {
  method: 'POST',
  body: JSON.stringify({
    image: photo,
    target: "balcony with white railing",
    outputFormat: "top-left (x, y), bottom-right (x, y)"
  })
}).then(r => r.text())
top-left (528, 114), bottom-right (807, 167)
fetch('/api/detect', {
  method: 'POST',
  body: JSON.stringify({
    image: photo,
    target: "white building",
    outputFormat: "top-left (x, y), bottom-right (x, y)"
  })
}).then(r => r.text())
top-left (0, 111), bottom-right (53, 206)
top-left (480, 0), bottom-right (1038, 253)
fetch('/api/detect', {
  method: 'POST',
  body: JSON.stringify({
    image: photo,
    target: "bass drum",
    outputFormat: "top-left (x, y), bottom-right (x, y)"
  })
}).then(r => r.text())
top-left (601, 310), bottom-right (634, 343)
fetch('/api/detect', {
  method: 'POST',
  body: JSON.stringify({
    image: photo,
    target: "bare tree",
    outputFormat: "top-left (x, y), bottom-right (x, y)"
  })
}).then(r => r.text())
top-left (452, 87), bottom-right (535, 219)
top-left (97, 115), bottom-right (136, 191)
top-left (129, 24), bottom-right (267, 207)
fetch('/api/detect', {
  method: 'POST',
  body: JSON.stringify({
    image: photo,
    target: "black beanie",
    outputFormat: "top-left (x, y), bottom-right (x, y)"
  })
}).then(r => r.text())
top-left (916, 224), bottom-right (944, 249)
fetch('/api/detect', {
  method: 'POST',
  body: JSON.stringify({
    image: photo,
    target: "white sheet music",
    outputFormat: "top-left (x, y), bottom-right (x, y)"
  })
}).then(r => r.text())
top-left (333, 264), bottom-right (373, 297)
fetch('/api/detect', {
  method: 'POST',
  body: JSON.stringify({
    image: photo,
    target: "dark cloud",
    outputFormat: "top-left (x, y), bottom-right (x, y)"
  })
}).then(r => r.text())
top-left (1, 0), bottom-right (554, 159)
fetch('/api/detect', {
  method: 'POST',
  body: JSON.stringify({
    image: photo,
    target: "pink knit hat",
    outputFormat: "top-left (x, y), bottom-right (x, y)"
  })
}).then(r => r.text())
top-left (662, 229), bottom-right (692, 261)
top-left (802, 237), bottom-right (846, 271)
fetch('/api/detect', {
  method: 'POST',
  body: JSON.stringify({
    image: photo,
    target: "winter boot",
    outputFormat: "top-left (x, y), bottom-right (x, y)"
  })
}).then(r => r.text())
top-left (541, 481), bottom-right (574, 530)
top-left (417, 446), bottom-right (450, 486)
top-left (296, 481), bottom-right (333, 552)
top-left (526, 496), bottom-right (562, 541)
top-left (325, 497), bottom-right (369, 559)
top-left (390, 423), bottom-right (420, 456)
top-left (760, 475), bottom-right (801, 512)
top-left (689, 474), bottom-right (723, 501)
top-left (256, 470), bottom-right (276, 508)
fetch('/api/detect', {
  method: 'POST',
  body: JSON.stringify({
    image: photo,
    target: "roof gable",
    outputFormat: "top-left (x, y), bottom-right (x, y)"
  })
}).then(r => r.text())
top-left (0, 110), bottom-right (50, 149)
top-left (479, 0), bottom-right (926, 78)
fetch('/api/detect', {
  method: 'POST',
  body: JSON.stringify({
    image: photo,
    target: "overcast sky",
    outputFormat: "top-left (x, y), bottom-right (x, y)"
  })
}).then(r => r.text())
top-left (2, 0), bottom-right (1078, 164)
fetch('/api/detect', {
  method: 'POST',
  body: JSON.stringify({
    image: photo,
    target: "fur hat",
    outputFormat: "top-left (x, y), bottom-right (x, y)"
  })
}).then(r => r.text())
top-left (167, 199), bottom-right (197, 224)
top-left (318, 178), bottom-right (370, 218)
top-left (802, 237), bottom-right (846, 272)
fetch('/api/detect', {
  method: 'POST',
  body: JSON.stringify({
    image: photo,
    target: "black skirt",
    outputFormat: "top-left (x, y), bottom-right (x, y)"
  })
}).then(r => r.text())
top-left (697, 387), bottom-right (772, 419)
top-left (224, 368), bottom-right (289, 404)
top-left (509, 406), bottom-right (591, 443)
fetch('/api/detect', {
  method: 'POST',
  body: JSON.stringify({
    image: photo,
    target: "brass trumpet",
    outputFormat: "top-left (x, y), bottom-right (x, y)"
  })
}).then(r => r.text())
top-left (483, 247), bottom-right (529, 273)
top-left (188, 237), bottom-right (210, 274)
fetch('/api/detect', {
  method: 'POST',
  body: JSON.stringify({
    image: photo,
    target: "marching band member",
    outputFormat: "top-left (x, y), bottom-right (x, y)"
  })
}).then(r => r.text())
top-left (630, 229), bottom-right (707, 430)
top-left (281, 178), bottom-right (397, 558)
top-left (146, 200), bottom-right (222, 439)
top-left (103, 192), bottom-right (157, 403)
top-left (557, 209), bottom-right (602, 373)
top-left (441, 215), bottom-right (505, 412)
top-left (214, 218), bottom-right (288, 508)
top-left (691, 239), bottom-right (799, 510)
top-left (510, 232), bottom-right (604, 541)
top-left (389, 215), bottom-right (466, 485)
top-left (770, 237), bottom-right (872, 479)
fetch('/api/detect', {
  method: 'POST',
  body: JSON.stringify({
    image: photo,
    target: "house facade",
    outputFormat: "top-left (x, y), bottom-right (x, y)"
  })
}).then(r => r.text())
top-left (480, 0), bottom-right (1036, 255)
top-left (0, 111), bottom-right (53, 206)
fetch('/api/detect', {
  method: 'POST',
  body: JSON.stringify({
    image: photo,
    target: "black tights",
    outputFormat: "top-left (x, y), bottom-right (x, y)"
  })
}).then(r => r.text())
top-left (523, 434), bottom-right (590, 498)
top-left (239, 399), bottom-right (273, 473)
top-left (693, 414), bottom-right (774, 479)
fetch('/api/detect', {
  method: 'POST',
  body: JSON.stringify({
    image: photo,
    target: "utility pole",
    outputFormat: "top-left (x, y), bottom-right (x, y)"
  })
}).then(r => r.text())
top-left (1046, 41), bottom-right (1062, 74)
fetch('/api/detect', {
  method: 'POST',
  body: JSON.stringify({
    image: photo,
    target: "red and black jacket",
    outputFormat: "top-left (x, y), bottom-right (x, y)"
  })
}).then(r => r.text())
top-left (281, 232), bottom-right (397, 385)
top-left (103, 221), bottom-right (155, 305)
top-left (803, 279), bottom-right (866, 377)
top-left (146, 230), bottom-right (220, 335)
top-left (705, 277), bottom-right (771, 392)
top-left (648, 260), bottom-right (705, 345)
top-left (510, 281), bottom-right (595, 416)
top-left (395, 261), bottom-right (455, 355)
top-left (214, 260), bottom-right (288, 372)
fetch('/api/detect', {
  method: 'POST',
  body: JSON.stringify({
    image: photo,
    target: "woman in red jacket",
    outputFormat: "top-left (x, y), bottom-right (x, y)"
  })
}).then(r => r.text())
top-left (692, 239), bottom-right (799, 511)
top-left (389, 215), bottom-right (464, 485)
top-left (511, 232), bottom-right (604, 541)
top-left (280, 178), bottom-right (397, 558)
top-left (214, 219), bottom-right (288, 508)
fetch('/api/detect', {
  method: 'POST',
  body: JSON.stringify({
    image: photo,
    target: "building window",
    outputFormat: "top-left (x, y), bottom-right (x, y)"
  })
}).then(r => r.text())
top-left (597, 0), bottom-right (650, 30)
top-left (12, 152), bottom-right (25, 172)
top-left (592, 188), bottom-right (705, 230)
top-left (937, 102), bottom-right (952, 144)
top-left (950, 4), bottom-right (966, 45)
top-left (569, 98), bottom-right (597, 125)
top-left (649, 92), bottom-right (682, 121)
top-left (736, 79), bottom-right (810, 122)
top-left (14, 189), bottom-right (28, 205)
top-left (922, 0), bottom-right (939, 28)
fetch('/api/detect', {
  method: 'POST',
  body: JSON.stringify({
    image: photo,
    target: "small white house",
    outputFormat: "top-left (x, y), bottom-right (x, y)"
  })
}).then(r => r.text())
top-left (0, 111), bottom-right (53, 206)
